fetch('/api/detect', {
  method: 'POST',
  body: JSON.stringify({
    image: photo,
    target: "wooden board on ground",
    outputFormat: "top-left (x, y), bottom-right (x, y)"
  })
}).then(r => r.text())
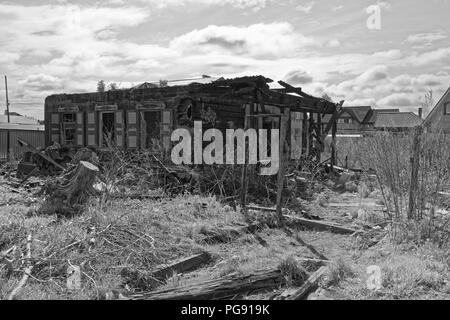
top-left (284, 215), bottom-right (358, 235)
top-left (152, 252), bottom-right (212, 280)
top-left (131, 268), bottom-right (282, 300)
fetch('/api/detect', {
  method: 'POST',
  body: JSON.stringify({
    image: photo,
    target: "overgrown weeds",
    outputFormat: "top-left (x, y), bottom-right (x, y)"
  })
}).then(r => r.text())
top-left (279, 256), bottom-right (308, 287)
top-left (338, 130), bottom-right (450, 247)
top-left (324, 258), bottom-right (355, 287)
top-left (0, 194), bottom-right (241, 299)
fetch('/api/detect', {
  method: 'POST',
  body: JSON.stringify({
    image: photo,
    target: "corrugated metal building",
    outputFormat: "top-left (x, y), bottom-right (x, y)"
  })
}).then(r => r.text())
top-left (0, 118), bottom-right (45, 160)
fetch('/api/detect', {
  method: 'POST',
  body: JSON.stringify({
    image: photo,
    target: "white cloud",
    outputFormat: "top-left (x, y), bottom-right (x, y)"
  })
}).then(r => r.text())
top-left (406, 32), bottom-right (447, 45)
top-left (136, 0), bottom-right (274, 11)
top-left (170, 23), bottom-right (315, 59)
top-left (295, 1), bottom-right (315, 13)
top-left (327, 39), bottom-right (341, 48)
top-left (284, 69), bottom-right (313, 84)
top-left (19, 74), bottom-right (64, 91)
top-left (378, 1), bottom-right (391, 11)
top-left (2, 1), bottom-right (450, 121)
top-left (377, 93), bottom-right (418, 107)
top-left (405, 47), bottom-right (450, 66)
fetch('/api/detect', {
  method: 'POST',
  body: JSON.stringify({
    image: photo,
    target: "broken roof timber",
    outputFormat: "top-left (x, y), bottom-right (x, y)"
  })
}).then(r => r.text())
top-left (260, 88), bottom-right (338, 114)
top-left (277, 80), bottom-right (316, 100)
top-left (46, 75), bottom-right (339, 114)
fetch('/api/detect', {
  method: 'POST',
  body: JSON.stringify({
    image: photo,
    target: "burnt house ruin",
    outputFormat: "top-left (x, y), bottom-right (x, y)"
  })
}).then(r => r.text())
top-left (44, 75), bottom-right (342, 164)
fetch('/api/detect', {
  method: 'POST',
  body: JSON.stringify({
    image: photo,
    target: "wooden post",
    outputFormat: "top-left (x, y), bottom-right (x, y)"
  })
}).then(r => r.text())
top-left (240, 103), bottom-right (251, 216)
top-left (4, 75), bottom-right (10, 161)
top-left (408, 126), bottom-right (422, 220)
top-left (303, 112), bottom-right (309, 156)
top-left (276, 108), bottom-right (289, 224)
top-left (331, 119), bottom-right (337, 171)
top-left (308, 113), bottom-right (314, 159)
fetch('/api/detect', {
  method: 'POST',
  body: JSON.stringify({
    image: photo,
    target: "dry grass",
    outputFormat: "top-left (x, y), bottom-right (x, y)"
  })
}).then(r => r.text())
top-left (0, 193), bottom-right (244, 299)
top-left (278, 256), bottom-right (308, 287)
top-left (324, 258), bottom-right (355, 287)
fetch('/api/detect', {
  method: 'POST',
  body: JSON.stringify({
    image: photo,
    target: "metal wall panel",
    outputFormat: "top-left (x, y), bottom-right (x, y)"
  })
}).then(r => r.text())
top-left (0, 129), bottom-right (45, 160)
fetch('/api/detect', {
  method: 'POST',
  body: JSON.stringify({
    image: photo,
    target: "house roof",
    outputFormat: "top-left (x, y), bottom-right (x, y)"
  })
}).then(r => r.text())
top-left (47, 75), bottom-right (340, 115)
top-left (375, 108), bottom-right (399, 113)
top-left (0, 114), bottom-right (40, 125)
top-left (374, 112), bottom-right (423, 129)
top-left (131, 82), bottom-right (159, 90)
top-left (0, 123), bottom-right (44, 130)
top-left (342, 106), bottom-right (372, 123)
top-left (423, 85), bottom-right (450, 125)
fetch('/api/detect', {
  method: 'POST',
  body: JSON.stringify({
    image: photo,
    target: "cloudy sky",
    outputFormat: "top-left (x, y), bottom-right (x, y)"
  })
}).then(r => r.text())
top-left (0, 0), bottom-right (449, 120)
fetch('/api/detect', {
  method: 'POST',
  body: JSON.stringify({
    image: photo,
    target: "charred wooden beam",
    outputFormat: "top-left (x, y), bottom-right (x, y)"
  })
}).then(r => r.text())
top-left (321, 100), bottom-right (344, 141)
top-left (278, 81), bottom-right (315, 99)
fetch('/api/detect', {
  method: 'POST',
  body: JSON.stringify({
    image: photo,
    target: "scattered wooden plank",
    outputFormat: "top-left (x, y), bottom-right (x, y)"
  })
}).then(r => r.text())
top-left (296, 258), bottom-right (330, 265)
top-left (17, 137), bottom-right (65, 171)
top-left (121, 252), bottom-right (212, 291)
top-left (151, 252), bottom-right (212, 280)
top-left (20, 167), bottom-right (38, 185)
top-left (327, 202), bottom-right (384, 208)
top-left (111, 194), bottom-right (166, 200)
top-left (279, 266), bottom-right (328, 300)
top-left (131, 268), bottom-right (282, 300)
top-left (247, 205), bottom-right (276, 212)
top-left (284, 215), bottom-right (359, 235)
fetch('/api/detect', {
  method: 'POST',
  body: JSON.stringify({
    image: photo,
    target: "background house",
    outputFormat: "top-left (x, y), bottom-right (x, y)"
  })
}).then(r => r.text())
top-left (322, 106), bottom-right (373, 134)
top-left (373, 112), bottom-right (423, 132)
top-left (0, 110), bottom-right (45, 159)
top-left (422, 86), bottom-right (450, 133)
top-left (323, 106), bottom-right (422, 134)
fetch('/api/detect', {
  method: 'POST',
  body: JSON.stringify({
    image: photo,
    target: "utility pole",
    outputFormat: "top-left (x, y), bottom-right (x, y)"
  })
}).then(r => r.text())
top-left (5, 75), bottom-right (10, 160)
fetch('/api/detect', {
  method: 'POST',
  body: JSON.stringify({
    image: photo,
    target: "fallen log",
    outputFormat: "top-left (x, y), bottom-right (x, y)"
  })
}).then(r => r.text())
top-left (277, 266), bottom-right (328, 300)
top-left (131, 268), bottom-right (282, 300)
top-left (284, 215), bottom-right (359, 235)
top-left (121, 252), bottom-right (212, 291)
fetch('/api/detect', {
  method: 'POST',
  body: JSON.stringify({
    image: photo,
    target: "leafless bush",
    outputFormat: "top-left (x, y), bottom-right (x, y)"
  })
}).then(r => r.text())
top-left (355, 130), bottom-right (450, 245)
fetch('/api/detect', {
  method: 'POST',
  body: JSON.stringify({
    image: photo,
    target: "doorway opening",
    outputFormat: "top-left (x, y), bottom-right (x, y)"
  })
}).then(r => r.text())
top-left (141, 111), bottom-right (161, 149)
top-left (101, 112), bottom-right (115, 147)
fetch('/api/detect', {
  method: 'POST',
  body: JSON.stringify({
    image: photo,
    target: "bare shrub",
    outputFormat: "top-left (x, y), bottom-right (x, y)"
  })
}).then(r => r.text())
top-left (353, 130), bottom-right (450, 246)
